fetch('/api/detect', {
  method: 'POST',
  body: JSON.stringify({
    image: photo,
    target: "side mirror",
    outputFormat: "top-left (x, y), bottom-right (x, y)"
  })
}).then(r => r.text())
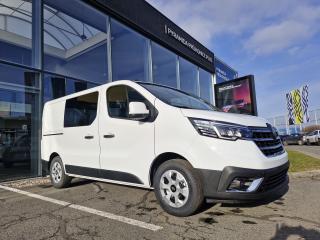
top-left (128, 102), bottom-right (150, 120)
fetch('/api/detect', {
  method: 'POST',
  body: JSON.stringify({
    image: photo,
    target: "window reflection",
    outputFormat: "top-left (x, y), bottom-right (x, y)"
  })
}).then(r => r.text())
top-left (0, 0), bottom-right (32, 66)
top-left (43, 74), bottom-right (97, 103)
top-left (0, 64), bottom-right (39, 181)
top-left (179, 58), bottom-right (198, 96)
top-left (111, 19), bottom-right (149, 82)
top-left (199, 69), bottom-right (213, 103)
top-left (151, 42), bottom-right (177, 88)
top-left (43, 0), bottom-right (108, 84)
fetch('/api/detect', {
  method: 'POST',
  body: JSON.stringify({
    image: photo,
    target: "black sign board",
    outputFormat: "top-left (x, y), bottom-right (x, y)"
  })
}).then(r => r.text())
top-left (214, 75), bottom-right (258, 116)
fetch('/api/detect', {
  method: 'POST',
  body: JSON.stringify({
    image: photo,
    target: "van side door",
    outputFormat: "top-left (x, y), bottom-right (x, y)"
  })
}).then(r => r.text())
top-left (98, 85), bottom-right (155, 185)
top-left (62, 91), bottom-right (101, 176)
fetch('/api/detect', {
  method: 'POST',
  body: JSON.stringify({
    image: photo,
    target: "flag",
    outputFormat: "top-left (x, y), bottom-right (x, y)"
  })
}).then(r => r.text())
top-left (291, 89), bottom-right (303, 124)
top-left (300, 85), bottom-right (309, 123)
top-left (286, 93), bottom-right (295, 125)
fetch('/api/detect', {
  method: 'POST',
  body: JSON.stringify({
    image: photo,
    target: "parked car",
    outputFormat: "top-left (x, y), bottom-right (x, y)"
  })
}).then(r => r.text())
top-left (42, 80), bottom-right (289, 217)
top-left (305, 130), bottom-right (320, 145)
top-left (2, 135), bottom-right (31, 168)
top-left (282, 133), bottom-right (305, 146)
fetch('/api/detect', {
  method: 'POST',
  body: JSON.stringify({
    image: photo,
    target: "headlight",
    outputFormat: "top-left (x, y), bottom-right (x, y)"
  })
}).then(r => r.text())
top-left (189, 118), bottom-right (252, 140)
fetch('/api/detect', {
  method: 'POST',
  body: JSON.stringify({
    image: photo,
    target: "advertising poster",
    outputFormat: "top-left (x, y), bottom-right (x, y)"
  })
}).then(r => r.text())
top-left (214, 75), bottom-right (257, 116)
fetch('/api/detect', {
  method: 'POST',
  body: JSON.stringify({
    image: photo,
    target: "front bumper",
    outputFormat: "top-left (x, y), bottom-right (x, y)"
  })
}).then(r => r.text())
top-left (196, 161), bottom-right (289, 203)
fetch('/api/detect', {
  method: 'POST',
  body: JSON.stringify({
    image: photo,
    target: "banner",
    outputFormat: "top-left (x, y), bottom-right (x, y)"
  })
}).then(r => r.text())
top-left (286, 85), bottom-right (309, 125)
top-left (286, 92), bottom-right (294, 125)
top-left (300, 85), bottom-right (310, 123)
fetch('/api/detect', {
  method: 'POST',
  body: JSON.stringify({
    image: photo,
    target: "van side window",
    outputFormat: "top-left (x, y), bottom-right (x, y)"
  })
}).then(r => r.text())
top-left (107, 85), bottom-right (148, 119)
top-left (64, 92), bottom-right (99, 127)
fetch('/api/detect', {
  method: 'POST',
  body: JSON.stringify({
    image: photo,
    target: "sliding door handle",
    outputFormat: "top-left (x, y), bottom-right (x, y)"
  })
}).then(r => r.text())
top-left (104, 133), bottom-right (115, 138)
top-left (84, 135), bottom-right (94, 139)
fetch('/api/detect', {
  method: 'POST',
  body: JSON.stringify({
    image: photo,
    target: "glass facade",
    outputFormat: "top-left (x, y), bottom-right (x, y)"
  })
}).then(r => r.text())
top-left (0, 0), bottom-right (214, 181)
top-left (111, 19), bottom-right (149, 82)
top-left (43, 73), bottom-right (97, 103)
top-left (179, 58), bottom-right (198, 96)
top-left (43, 0), bottom-right (109, 84)
top-left (151, 42), bottom-right (177, 88)
top-left (199, 68), bottom-right (213, 103)
top-left (0, 0), bottom-right (33, 66)
top-left (0, 63), bottom-right (40, 181)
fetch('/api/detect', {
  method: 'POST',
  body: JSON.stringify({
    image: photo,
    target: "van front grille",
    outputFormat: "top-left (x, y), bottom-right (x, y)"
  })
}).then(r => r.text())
top-left (249, 126), bottom-right (285, 157)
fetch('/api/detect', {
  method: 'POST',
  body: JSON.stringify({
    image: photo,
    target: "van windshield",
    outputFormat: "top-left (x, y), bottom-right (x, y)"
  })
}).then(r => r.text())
top-left (139, 83), bottom-right (218, 111)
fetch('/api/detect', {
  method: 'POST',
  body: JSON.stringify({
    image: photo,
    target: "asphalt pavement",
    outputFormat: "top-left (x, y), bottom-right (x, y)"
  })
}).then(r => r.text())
top-left (0, 172), bottom-right (320, 240)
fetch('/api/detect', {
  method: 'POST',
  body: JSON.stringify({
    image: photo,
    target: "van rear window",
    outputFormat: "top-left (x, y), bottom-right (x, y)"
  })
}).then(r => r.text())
top-left (64, 92), bottom-right (99, 127)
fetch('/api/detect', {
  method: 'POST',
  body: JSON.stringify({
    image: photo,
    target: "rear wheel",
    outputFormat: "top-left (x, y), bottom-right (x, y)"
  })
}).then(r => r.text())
top-left (153, 159), bottom-right (203, 217)
top-left (50, 156), bottom-right (71, 188)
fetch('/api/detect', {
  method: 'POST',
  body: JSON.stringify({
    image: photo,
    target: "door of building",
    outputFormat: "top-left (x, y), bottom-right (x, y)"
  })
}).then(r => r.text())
top-left (0, 72), bottom-right (40, 181)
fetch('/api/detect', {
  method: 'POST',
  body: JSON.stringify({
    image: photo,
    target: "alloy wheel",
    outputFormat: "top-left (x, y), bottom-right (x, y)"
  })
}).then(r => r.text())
top-left (51, 162), bottom-right (63, 183)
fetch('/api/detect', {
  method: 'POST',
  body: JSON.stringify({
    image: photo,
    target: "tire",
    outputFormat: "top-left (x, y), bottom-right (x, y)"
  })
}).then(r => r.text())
top-left (50, 156), bottom-right (71, 188)
top-left (307, 140), bottom-right (311, 146)
top-left (153, 159), bottom-right (203, 217)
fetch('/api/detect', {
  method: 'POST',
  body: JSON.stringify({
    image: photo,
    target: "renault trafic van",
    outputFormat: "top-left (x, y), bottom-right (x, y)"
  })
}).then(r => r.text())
top-left (41, 80), bottom-right (289, 216)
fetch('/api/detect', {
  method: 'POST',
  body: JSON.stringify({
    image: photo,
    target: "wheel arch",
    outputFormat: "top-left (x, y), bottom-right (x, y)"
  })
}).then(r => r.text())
top-left (149, 152), bottom-right (192, 187)
top-left (48, 152), bottom-right (60, 170)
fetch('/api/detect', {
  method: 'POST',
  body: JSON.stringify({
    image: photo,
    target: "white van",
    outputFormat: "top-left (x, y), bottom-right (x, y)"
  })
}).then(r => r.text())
top-left (41, 80), bottom-right (289, 216)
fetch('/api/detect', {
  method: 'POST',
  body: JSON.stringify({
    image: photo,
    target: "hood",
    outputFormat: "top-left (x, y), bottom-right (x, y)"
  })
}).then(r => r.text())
top-left (180, 109), bottom-right (268, 127)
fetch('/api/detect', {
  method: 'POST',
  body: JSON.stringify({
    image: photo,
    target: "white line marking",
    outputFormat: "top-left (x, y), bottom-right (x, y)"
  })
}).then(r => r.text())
top-left (0, 185), bottom-right (162, 232)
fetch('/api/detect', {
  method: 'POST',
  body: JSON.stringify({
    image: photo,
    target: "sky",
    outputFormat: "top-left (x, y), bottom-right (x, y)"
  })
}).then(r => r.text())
top-left (146, 0), bottom-right (320, 118)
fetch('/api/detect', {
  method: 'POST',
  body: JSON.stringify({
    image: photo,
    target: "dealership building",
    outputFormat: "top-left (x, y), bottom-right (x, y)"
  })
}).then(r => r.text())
top-left (0, 0), bottom-right (238, 181)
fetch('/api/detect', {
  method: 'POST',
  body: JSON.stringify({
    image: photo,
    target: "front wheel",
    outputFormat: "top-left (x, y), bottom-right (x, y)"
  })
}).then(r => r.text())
top-left (153, 159), bottom-right (203, 217)
top-left (50, 156), bottom-right (71, 188)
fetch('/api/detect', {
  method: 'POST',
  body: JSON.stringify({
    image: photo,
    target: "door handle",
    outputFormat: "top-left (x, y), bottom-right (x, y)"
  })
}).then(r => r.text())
top-left (104, 133), bottom-right (115, 138)
top-left (84, 135), bottom-right (94, 139)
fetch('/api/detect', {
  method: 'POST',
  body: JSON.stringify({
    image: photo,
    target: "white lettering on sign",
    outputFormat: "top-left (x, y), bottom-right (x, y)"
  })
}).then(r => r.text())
top-left (165, 25), bottom-right (213, 63)
top-left (218, 84), bottom-right (242, 92)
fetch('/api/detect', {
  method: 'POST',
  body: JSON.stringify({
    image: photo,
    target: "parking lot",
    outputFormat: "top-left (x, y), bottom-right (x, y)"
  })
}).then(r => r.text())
top-left (0, 172), bottom-right (320, 240)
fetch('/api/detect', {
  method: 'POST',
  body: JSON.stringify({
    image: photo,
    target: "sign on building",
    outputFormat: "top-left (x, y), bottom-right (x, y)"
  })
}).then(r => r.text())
top-left (214, 57), bottom-right (238, 83)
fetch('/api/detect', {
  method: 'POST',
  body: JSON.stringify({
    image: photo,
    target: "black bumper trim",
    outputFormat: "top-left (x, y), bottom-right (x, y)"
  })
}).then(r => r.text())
top-left (196, 161), bottom-right (289, 202)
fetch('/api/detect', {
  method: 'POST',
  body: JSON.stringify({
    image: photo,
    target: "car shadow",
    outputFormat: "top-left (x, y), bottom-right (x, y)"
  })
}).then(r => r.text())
top-left (270, 224), bottom-right (320, 240)
top-left (69, 178), bottom-right (94, 187)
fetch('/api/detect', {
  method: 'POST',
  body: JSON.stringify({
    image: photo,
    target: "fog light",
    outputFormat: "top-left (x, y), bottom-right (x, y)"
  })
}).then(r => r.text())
top-left (227, 177), bottom-right (263, 192)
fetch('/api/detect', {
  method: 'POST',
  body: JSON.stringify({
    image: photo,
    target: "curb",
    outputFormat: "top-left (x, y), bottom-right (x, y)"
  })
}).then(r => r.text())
top-left (289, 170), bottom-right (320, 178)
top-left (1, 177), bottom-right (50, 189)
